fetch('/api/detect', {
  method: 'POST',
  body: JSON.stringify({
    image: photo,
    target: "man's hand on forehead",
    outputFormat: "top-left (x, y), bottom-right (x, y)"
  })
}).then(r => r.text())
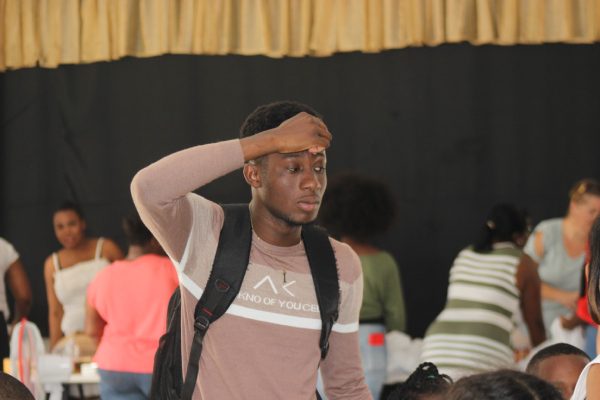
top-left (240, 111), bottom-right (331, 162)
top-left (274, 112), bottom-right (332, 155)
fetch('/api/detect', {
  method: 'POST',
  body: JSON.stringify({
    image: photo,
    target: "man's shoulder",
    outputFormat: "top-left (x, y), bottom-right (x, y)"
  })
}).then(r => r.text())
top-left (186, 194), bottom-right (226, 236)
top-left (328, 237), bottom-right (362, 284)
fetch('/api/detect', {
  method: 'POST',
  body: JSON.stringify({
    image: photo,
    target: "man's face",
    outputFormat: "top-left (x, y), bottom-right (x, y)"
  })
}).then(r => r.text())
top-left (534, 354), bottom-right (589, 399)
top-left (254, 150), bottom-right (327, 226)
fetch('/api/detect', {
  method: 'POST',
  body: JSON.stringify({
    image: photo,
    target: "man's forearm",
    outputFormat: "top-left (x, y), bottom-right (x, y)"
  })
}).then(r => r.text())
top-left (131, 139), bottom-right (244, 211)
top-left (131, 139), bottom-right (245, 260)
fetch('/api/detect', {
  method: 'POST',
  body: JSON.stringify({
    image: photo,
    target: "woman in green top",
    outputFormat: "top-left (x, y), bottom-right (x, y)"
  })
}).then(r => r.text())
top-left (320, 173), bottom-right (406, 400)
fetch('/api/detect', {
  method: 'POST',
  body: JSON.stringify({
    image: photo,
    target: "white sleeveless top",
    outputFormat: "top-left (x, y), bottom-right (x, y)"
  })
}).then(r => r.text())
top-left (53, 238), bottom-right (109, 335)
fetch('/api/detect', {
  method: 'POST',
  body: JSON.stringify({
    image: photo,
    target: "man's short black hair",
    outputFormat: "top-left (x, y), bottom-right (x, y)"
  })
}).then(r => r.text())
top-left (239, 101), bottom-right (322, 138)
top-left (526, 342), bottom-right (591, 374)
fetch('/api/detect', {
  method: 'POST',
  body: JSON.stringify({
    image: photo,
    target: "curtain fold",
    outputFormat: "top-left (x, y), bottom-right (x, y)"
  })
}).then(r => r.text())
top-left (2, 0), bottom-right (600, 71)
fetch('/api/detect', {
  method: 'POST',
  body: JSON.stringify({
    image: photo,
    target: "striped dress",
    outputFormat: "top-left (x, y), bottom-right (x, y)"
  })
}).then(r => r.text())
top-left (420, 243), bottom-right (521, 379)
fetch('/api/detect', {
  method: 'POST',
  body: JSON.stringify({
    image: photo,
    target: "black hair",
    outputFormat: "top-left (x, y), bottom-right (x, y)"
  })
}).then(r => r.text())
top-left (473, 203), bottom-right (527, 253)
top-left (54, 200), bottom-right (85, 220)
top-left (569, 178), bottom-right (600, 203)
top-left (587, 217), bottom-right (600, 324)
top-left (122, 214), bottom-right (153, 246)
top-left (319, 173), bottom-right (396, 243)
top-left (525, 342), bottom-right (590, 374)
top-left (387, 362), bottom-right (452, 400)
top-left (0, 372), bottom-right (35, 400)
top-left (239, 100), bottom-right (322, 138)
top-left (447, 369), bottom-right (562, 400)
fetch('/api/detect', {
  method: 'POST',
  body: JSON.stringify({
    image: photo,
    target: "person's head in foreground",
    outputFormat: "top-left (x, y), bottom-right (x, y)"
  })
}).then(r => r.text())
top-left (446, 369), bottom-right (563, 400)
top-left (240, 101), bottom-right (328, 228)
top-left (525, 342), bottom-right (590, 399)
top-left (0, 372), bottom-right (34, 400)
top-left (387, 362), bottom-right (452, 400)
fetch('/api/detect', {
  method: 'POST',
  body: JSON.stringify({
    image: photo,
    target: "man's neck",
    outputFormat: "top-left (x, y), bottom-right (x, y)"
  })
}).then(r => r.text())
top-left (249, 203), bottom-right (302, 247)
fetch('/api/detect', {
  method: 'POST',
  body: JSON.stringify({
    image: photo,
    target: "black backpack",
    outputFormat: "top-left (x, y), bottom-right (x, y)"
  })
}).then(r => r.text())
top-left (150, 204), bottom-right (340, 400)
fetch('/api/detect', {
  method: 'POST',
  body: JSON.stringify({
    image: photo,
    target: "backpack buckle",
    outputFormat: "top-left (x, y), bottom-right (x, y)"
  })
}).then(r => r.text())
top-left (194, 316), bottom-right (210, 331)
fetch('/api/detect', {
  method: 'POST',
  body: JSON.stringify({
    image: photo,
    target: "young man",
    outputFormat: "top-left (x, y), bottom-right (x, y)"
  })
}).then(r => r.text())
top-left (526, 342), bottom-right (590, 399)
top-left (131, 101), bottom-right (371, 399)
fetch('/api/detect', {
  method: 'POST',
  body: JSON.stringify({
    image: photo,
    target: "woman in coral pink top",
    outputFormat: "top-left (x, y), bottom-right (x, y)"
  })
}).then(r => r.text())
top-left (86, 215), bottom-right (178, 399)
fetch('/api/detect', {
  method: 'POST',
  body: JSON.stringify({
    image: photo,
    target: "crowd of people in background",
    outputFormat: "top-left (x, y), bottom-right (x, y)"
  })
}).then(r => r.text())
top-left (1, 102), bottom-right (600, 400)
top-left (1, 204), bottom-right (177, 399)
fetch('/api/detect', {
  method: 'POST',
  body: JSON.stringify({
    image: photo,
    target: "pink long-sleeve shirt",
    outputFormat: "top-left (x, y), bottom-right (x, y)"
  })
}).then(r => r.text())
top-left (131, 139), bottom-right (371, 400)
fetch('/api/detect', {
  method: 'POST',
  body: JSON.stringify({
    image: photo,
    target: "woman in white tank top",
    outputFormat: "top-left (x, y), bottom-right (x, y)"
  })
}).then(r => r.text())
top-left (43, 201), bottom-right (123, 349)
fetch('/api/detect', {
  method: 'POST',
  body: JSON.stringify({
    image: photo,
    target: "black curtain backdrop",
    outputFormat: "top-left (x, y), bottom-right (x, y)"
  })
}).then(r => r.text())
top-left (1, 43), bottom-right (600, 338)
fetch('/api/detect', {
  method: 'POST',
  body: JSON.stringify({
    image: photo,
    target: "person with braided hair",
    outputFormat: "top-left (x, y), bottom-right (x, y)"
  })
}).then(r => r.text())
top-left (386, 362), bottom-right (452, 400)
top-left (420, 203), bottom-right (546, 379)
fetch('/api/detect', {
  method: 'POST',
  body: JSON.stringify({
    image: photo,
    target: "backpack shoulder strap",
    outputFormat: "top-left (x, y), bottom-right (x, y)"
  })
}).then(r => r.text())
top-left (302, 224), bottom-right (340, 359)
top-left (180, 203), bottom-right (252, 400)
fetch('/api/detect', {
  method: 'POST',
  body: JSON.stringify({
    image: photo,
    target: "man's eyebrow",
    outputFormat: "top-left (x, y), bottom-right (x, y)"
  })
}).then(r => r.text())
top-left (281, 152), bottom-right (302, 158)
top-left (281, 151), bottom-right (326, 159)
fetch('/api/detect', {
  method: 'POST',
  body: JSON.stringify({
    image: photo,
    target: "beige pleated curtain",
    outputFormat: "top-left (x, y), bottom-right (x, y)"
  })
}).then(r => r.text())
top-left (2, 0), bottom-right (600, 72)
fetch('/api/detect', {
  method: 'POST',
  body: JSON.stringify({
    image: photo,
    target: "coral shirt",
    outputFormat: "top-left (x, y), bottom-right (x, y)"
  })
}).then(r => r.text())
top-left (87, 254), bottom-right (178, 373)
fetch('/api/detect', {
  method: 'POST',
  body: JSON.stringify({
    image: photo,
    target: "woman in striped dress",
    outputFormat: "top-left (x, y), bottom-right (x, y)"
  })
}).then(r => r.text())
top-left (421, 203), bottom-right (546, 379)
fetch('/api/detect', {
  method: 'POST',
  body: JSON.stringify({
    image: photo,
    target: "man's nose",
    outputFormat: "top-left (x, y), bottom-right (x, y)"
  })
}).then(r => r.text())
top-left (300, 169), bottom-right (322, 191)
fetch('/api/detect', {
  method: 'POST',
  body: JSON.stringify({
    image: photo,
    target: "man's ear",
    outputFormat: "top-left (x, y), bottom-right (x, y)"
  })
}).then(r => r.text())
top-left (243, 162), bottom-right (262, 188)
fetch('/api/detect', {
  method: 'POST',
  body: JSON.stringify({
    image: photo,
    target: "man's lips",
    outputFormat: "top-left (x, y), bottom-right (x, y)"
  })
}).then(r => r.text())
top-left (297, 198), bottom-right (320, 212)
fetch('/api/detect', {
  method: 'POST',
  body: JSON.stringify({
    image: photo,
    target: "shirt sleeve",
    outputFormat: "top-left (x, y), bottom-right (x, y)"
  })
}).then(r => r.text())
top-left (0, 237), bottom-right (19, 275)
top-left (524, 219), bottom-right (559, 265)
top-left (320, 244), bottom-right (372, 400)
top-left (130, 139), bottom-right (245, 265)
top-left (524, 222), bottom-right (544, 263)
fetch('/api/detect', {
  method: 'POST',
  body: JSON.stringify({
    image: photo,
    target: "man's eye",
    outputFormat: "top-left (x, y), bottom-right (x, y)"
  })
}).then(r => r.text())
top-left (314, 166), bottom-right (326, 173)
top-left (287, 167), bottom-right (299, 173)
